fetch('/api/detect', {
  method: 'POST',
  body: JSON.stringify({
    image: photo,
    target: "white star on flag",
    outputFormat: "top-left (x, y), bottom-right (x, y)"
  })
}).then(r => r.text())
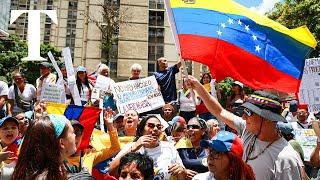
top-left (252, 35), bottom-right (257, 41)
top-left (255, 45), bottom-right (261, 52)
top-left (221, 23), bottom-right (226, 28)
top-left (217, 30), bottom-right (222, 36)
top-left (238, 19), bottom-right (242, 25)
top-left (227, 18), bottom-right (234, 24)
top-left (245, 25), bottom-right (250, 31)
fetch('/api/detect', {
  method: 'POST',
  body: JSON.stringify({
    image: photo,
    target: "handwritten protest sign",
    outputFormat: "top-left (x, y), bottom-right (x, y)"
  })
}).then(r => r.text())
top-left (294, 129), bottom-right (317, 161)
top-left (40, 83), bottom-right (65, 103)
top-left (95, 75), bottom-right (113, 91)
top-left (112, 76), bottom-right (165, 114)
top-left (299, 58), bottom-right (320, 112)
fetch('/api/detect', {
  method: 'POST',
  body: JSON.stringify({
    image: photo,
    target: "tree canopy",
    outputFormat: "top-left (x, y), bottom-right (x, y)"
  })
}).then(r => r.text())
top-left (0, 35), bottom-right (61, 85)
top-left (267, 0), bottom-right (320, 57)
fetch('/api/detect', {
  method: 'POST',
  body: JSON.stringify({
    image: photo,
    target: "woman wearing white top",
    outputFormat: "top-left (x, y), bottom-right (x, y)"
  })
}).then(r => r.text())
top-left (178, 80), bottom-right (197, 121)
top-left (76, 66), bottom-right (93, 105)
top-left (109, 115), bottom-right (187, 180)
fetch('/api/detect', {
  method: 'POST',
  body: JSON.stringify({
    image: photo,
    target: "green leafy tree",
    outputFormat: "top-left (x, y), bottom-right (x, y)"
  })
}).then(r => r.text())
top-left (0, 35), bottom-right (61, 85)
top-left (267, 0), bottom-right (320, 57)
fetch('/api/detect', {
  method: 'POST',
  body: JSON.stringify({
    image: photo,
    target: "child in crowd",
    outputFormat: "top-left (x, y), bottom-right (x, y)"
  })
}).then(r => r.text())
top-left (0, 116), bottom-right (21, 180)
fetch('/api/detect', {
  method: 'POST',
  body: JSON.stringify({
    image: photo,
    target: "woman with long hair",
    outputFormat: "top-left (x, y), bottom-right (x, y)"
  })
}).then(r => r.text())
top-left (11, 115), bottom-right (77, 180)
top-left (193, 131), bottom-right (255, 180)
top-left (196, 73), bottom-right (220, 120)
top-left (76, 66), bottom-right (93, 106)
top-left (109, 115), bottom-right (186, 180)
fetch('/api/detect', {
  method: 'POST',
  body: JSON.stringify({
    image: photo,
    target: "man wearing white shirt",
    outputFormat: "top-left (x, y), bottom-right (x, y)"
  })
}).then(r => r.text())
top-left (291, 104), bottom-right (312, 129)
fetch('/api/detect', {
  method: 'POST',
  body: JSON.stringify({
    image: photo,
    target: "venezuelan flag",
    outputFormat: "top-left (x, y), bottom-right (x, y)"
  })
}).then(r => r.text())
top-left (47, 102), bottom-right (101, 150)
top-left (165, 0), bottom-right (317, 93)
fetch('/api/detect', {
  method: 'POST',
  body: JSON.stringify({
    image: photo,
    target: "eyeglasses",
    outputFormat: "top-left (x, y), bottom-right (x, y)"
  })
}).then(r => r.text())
top-left (243, 108), bottom-right (253, 117)
top-left (187, 124), bottom-right (201, 130)
top-left (146, 123), bottom-right (163, 130)
top-left (206, 149), bottom-right (222, 159)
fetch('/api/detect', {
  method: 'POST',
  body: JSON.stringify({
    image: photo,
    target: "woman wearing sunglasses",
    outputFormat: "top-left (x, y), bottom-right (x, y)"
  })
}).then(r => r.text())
top-left (193, 131), bottom-right (255, 180)
top-left (109, 115), bottom-right (186, 180)
top-left (177, 117), bottom-right (209, 179)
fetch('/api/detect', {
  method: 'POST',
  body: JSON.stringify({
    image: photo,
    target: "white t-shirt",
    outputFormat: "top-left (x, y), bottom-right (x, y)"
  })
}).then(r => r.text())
top-left (0, 81), bottom-right (8, 96)
top-left (291, 121), bottom-right (312, 130)
top-left (234, 116), bottom-right (304, 180)
top-left (79, 83), bottom-right (92, 102)
top-left (0, 81), bottom-right (8, 111)
top-left (1, 161), bottom-right (16, 180)
top-left (192, 172), bottom-right (215, 180)
top-left (8, 84), bottom-right (36, 114)
top-left (115, 141), bottom-right (184, 180)
top-left (177, 89), bottom-right (196, 112)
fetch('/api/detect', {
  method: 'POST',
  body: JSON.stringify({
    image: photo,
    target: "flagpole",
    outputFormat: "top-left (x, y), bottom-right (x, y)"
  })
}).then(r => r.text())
top-left (164, 0), bottom-right (197, 106)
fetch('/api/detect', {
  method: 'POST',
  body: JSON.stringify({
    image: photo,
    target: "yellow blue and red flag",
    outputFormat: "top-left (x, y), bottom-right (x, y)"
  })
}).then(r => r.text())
top-left (165, 0), bottom-right (317, 93)
top-left (47, 102), bottom-right (101, 150)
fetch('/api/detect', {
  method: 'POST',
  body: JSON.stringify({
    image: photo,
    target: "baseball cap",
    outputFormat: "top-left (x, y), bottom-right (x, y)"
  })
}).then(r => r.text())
top-left (0, 116), bottom-right (19, 127)
top-left (232, 81), bottom-right (244, 88)
top-left (289, 100), bottom-right (298, 112)
top-left (40, 62), bottom-right (52, 68)
top-left (277, 122), bottom-right (294, 135)
top-left (113, 114), bottom-right (124, 122)
top-left (298, 104), bottom-right (308, 111)
top-left (200, 131), bottom-right (243, 158)
top-left (168, 116), bottom-right (186, 126)
top-left (77, 66), bottom-right (87, 72)
top-left (70, 120), bottom-right (84, 130)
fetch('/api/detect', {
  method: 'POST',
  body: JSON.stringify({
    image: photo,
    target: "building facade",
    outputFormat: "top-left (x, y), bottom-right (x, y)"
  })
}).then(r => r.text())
top-left (0, 0), bottom-right (11, 38)
top-left (7, 0), bottom-right (203, 81)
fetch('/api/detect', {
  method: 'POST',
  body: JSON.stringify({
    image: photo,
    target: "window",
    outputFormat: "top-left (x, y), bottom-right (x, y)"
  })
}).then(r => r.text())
top-left (149, 0), bottom-right (164, 9)
top-left (69, 1), bottom-right (78, 10)
top-left (148, 62), bottom-right (156, 75)
top-left (148, 28), bottom-right (164, 43)
top-left (149, 11), bottom-right (164, 27)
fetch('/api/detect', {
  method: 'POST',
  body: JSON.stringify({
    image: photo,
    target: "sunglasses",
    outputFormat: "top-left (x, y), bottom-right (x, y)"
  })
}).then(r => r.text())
top-left (146, 123), bottom-right (163, 130)
top-left (243, 108), bottom-right (253, 117)
top-left (187, 124), bottom-right (201, 130)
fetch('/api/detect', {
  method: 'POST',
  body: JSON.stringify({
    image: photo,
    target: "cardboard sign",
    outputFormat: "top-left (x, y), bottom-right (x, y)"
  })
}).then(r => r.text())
top-left (299, 58), bottom-right (320, 112)
top-left (62, 47), bottom-right (81, 106)
top-left (40, 83), bottom-right (65, 103)
top-left (294, 129), bottom-right (317, 161)
top-left (95, 75), bottom-right (113, 92)
top-left (112, 76), bottom-right (165, 114)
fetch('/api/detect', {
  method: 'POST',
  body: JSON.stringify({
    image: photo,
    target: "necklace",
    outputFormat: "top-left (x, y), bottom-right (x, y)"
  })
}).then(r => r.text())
top-left (245, 137), bottom-right (277, 162)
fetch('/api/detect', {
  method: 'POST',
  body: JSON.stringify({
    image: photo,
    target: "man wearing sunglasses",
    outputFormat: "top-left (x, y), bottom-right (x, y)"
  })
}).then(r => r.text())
top-left (185, 76), bottom-right (305, 180)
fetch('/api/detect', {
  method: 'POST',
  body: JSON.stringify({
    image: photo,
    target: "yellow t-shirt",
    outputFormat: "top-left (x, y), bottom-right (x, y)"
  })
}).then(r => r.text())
top-left (67, 129), bottom-right (121, 174)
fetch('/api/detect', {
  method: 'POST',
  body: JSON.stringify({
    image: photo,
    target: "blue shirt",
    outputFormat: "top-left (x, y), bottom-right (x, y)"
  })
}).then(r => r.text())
top-left (153, 65), bottom-right (179, 103)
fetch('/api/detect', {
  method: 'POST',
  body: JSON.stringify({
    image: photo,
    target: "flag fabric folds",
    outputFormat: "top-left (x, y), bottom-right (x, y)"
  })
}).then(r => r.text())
top-left (47, 102), bottom-right (101, 150)
top-left (165, 0), bottom-right (317, 93)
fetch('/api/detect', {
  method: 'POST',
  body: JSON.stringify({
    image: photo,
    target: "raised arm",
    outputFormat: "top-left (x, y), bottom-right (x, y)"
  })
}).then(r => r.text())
top-left (93, 110), bottom-right (121, 166)
top-left (185, 75), bottom-right (238, 130)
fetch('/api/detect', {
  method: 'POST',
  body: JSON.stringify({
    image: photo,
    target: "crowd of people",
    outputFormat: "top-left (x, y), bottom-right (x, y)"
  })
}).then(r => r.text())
top-left (0, 57), bottom-right (319, 180)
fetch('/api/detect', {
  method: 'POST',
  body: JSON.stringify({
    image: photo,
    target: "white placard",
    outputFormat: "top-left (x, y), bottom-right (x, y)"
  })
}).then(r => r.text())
top-left (299, 58), bottom-right (320, 112)
top-left (294, 129), bottom-right (317, 161)
top-left (112, 76), bottom-right (165, 114)
top-left (48, 51), bottom-right (66, 103)
top-left (62, 47), bottom-right (81, 106)
top-left (95, 75), bottom-right (112, 91)
top-left (40, 83), bottom-right (64, 103)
